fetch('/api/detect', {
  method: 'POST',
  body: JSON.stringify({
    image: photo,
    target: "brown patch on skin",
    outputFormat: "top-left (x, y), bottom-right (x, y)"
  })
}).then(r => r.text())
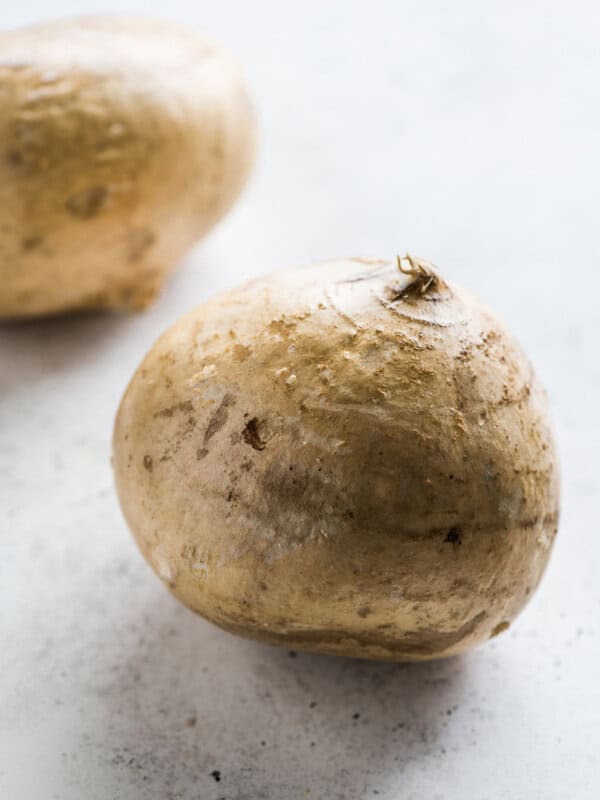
top-left (233, 343), bottom-right (251, 362)
top-left (21, 234), bottom-right (43, 250)
top-left (267, 318), bottom-right (297, 337)
top-left (490, 620), bottom-right (510, 638)
top-left (158, 405), bottom-right (199, 464)
top-left (260, 460), bottom-right (311, 506)
top-left (6, 148), bottom-right (23, 167)
top-left (127, 228), bottom-right (155, 262)
top-left (204, 393), bottom-right (234, 444)
top-left (242, 417), bottom-right (266, 451)
top-left (154, 401), bottom-right (193, 419)
top-left (143, 455), bottom-right (153, 472)
top-left (65, 186), bottom-right (108, 219)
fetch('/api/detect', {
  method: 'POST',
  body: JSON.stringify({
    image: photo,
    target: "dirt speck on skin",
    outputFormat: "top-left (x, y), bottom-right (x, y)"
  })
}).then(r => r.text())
top-left (143, 455), bottom-right (153, 472)
top-left (490, 620), bottom-right (510, 638)
top-left (127, 228), bottom-right (155, 261)
top-left (196, 447), bottom-right (209, 461)
top-left (65, 185), bottom-right (108, 218)
top-left (5, 146), bottom-right (20, 165)
top-left (154, 401), bottom-right (193, 419)
top-left (21, 234), bottom-right (43, 250)
top-left (242, 417), bottom-right (266, 451)
top-left (444, 527), bottom-right (461, 546)
top-left (233, 343), bottom-right (251, 361)
top-left (204, 394), bottom-right (234, 443)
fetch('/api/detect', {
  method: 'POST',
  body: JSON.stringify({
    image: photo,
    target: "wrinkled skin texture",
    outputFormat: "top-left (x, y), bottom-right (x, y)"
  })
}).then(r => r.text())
top-left (0, 16), bottom-right (256, 317)
top-left (113, 258), bottom-right (560, 661)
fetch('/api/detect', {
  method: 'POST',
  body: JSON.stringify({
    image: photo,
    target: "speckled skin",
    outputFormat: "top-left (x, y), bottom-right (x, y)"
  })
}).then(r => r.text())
top-left (113, 258), bottom-right (560, 661)
top-left (0, 16), bottom-right (256, 317)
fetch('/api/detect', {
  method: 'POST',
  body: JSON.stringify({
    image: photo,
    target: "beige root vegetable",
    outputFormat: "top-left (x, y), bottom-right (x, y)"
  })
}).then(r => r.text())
top-left (113, 256), bottom-right (560, 661)
top-left (0, 16), bottom-right (256, 318)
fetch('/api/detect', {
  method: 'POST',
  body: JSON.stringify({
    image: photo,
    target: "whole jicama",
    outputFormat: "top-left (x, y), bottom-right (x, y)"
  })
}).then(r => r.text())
top-left (0, 16), bottom-right (256, 317)
top-left (113, 256), bottom-right (560, 660)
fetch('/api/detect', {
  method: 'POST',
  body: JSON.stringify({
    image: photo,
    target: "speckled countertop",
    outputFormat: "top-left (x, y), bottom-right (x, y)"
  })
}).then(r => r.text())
top-left (1, 2), bottom-right (599, 798)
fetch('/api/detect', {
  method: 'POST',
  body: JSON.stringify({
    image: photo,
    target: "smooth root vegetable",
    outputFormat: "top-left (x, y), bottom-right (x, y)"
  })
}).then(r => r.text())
top-left (113, 256), bottom-right (560, 661)
top-left (0, 16), bottom-right (256, 318)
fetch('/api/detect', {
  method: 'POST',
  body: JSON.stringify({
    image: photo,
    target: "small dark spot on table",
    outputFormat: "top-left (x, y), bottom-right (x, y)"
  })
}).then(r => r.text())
top-left (210, 769), bottom-right (221, 782)
top-left (288, 650), bottom-right (297, 658)
top-left (352, 712), bottom-right (360, 720)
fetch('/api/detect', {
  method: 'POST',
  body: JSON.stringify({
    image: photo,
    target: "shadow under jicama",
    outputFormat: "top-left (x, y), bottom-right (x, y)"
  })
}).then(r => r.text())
top-left (92, 582), bottom-right (478, 800)
top-left (0, 311), bottom-right (134, 400)
top-left (0, 250), bottom-right (213, 404)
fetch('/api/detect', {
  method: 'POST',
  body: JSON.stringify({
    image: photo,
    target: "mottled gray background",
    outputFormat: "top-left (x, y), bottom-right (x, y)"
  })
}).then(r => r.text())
top-left (1, 2), bottom-right (599, 798)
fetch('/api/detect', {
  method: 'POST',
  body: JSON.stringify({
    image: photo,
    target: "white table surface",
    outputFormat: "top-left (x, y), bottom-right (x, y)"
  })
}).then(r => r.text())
top-left (2, 2), bottom-right (599, 798)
